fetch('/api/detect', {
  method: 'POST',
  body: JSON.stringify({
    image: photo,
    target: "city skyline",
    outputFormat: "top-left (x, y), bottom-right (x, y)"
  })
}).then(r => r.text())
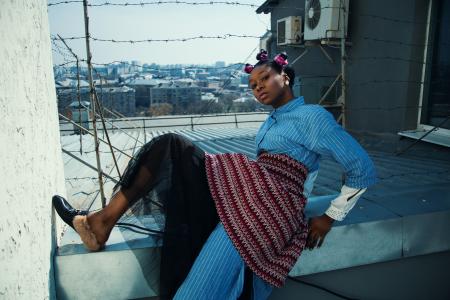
top-left (48, 0), bottom-right (271, 66)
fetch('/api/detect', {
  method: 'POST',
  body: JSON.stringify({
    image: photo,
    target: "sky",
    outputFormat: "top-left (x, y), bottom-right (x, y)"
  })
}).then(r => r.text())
top-left (48, 0), bottom-right (271, 66)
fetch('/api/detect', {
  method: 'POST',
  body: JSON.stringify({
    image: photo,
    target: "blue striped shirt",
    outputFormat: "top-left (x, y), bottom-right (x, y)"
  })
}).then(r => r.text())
top-left (255, 96), bottom-right (378, 189)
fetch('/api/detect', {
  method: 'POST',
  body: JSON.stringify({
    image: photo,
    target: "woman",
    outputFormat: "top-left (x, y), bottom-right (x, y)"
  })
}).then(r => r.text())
top-left (53, 50), bottom-right (378, 299)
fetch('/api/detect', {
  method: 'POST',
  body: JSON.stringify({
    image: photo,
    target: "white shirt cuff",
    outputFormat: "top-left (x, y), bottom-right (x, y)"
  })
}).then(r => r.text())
top-left (324, 185), bottom-right (367, 221)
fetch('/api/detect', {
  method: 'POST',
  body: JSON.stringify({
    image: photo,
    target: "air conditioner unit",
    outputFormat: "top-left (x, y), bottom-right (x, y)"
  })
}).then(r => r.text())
top-left (277, 16), bottom-right (303, 46)
top-left (304, 0), bottom-right (349, 41)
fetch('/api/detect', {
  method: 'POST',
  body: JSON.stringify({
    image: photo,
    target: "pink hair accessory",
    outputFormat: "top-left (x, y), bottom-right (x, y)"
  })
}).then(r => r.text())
top-left (273, 53), bottom-right (288, 66)
top-left (256, 49), bottom-right (269, 62)
top-left (244, 63), bottom-right (254, 74)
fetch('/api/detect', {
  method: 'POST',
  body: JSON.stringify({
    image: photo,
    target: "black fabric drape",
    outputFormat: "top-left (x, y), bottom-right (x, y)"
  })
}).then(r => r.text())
top-left (113, 132), bottom-right (253, 299)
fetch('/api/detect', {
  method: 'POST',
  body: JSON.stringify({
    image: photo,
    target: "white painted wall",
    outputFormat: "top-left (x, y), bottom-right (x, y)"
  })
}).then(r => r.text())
top-left (0, 1), bottom-right (66, 298)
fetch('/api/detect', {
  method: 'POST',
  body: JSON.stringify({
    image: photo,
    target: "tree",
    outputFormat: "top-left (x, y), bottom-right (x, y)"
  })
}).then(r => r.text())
top-left (148, 103), bottom-right (173, 116)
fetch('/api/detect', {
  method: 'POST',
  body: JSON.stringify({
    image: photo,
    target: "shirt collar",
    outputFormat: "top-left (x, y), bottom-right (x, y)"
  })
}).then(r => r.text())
top-left (270, 96), bottom-right (304, 117)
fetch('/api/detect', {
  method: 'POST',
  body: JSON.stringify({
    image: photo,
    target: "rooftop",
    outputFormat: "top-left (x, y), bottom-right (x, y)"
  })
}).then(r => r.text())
top-left (255, 0), bottom-right (279, 14)
top-left (55, 116), bottom-right (450, 299)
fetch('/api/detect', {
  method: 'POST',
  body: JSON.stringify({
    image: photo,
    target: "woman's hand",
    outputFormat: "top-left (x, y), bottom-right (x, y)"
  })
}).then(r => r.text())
top-left (306, 214), bottom-right (335, 250)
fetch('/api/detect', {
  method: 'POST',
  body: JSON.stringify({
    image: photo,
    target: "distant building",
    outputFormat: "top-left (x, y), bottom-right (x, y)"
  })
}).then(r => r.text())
top-left (100, 86), bottom-right (136, 116)
top-left (240, 73), bottom-right (249, 85)
top-left (196, 71), bottom-right (210, 80)
top-left (168, 67), bottom-right (185, 77)
top-left (201, 92), bottom-right (219, 103)
top-left (127, 78), bottom-right (168, 107)
top-left (150, 81), bottom-right (201, 109)
top-left (106, 62), bottom-right (131, 78)
top-left (215, 61), bottom-right (226, 68)
top-left (232, 96), bottom-right (255, 103)
top-left (55, 78), bottom-right (89, 89)
top-left (238, 84), bottom-right (251, 93)
top-left (130, 60), bottom-right (142, 73)
top-left (56, 85), bottom-right (136, 117)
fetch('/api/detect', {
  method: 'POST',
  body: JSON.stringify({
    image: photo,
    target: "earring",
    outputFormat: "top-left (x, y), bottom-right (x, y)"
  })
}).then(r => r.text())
top-left (284, 74), bottom-right (290, 85)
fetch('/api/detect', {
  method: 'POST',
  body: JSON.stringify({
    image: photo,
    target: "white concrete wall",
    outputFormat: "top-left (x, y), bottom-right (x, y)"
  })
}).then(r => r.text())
top-left (0, 1), bottom-right (66, 298)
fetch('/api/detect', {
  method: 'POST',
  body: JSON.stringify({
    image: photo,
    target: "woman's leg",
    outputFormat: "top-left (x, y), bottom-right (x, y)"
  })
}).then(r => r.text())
top-left (78, 132), bottom-right (219, 298)
top-left (84, 167), bottom-right (153, 245)
top-left (84, 132), bottom-right (217, 246)
top-left (173, 222), bottom-right (274, 300)
top-left (83, 134), bottom-right (171, 245)
top-left (156, 133), bottom-right (220, 299)
top-left (173, 222), bottom-right (246, 300)
top-left (252, 272), bottom-right (274, 300)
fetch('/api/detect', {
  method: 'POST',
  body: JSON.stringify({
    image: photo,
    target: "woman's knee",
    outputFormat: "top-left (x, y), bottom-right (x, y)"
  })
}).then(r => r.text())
top-left (153, 133), bottom-right (205, 165)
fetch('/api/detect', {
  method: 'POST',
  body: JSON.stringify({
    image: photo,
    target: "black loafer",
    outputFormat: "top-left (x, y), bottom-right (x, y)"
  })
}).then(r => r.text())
top-left (52, 195), bottom-right (89, 229)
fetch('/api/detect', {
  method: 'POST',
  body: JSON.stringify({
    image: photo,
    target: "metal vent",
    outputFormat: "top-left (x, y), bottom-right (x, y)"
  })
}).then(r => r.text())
top-left (306, 0), bottom-right (321, 30)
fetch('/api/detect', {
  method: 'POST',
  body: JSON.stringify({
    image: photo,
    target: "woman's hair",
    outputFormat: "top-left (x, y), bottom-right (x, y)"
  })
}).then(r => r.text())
top-left (244, 49), bottom-right (296, 89)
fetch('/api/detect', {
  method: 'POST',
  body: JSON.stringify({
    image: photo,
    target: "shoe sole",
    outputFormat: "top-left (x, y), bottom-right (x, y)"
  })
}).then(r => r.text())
top-left (73, 215), bottom-right (104, 251)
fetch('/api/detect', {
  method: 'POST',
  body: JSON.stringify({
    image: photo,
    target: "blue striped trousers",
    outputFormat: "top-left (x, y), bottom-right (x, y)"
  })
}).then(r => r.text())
top-left (173, 167), bottom-right (318, 299)
top-left (173, 221), bottom-right (274, 300)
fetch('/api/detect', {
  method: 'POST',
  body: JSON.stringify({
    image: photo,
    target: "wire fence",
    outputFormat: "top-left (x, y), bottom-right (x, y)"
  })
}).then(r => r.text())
top-left (51, 0), bottom-right (450, 236)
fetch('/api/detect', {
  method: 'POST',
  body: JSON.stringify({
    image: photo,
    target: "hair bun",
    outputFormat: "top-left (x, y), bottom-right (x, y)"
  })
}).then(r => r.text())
top-left (244, 63), bottom-right (254, 74)
top-left (273, 52), bottom-right (288, 66)
top-left (256, 49), bottom-right (269, 62)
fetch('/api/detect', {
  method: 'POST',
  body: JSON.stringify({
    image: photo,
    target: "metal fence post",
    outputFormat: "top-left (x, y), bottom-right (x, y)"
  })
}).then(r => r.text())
top-left (143, 118), bottom-right (147, 143)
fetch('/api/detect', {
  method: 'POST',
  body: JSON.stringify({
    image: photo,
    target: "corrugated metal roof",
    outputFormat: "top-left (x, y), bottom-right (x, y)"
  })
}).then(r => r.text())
top-left (60, 126), bottom-right (450, 216)
top-left (56, 124), bottom-right (450, 298)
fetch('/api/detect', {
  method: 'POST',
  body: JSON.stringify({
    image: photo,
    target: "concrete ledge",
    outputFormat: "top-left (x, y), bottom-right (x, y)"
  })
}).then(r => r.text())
top-left (54, 193), bottom-right (450, 299)
top-left (55, 216), bottom-right (163, 300)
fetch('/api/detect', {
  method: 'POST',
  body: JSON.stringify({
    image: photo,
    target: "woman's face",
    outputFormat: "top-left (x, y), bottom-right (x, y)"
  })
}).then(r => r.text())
top-left (248, 65), bottom-right (289, 106)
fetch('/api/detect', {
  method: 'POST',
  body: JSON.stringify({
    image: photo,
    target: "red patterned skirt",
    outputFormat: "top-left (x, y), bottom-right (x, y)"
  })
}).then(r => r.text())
top-left (204, 151), bottom-right (309, 288)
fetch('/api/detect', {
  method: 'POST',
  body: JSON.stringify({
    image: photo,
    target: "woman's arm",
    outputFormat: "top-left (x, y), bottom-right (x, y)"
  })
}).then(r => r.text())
top-left (303, 106), bottom-right (378, 249)
top-left (310, 107), bottom-right (378, 217)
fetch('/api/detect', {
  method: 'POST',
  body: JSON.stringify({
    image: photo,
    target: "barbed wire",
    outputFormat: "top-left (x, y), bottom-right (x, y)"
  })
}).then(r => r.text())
top-left (47, 1), bottom-right (445, 27)
top-left (56, 62), bottom-right (443, 114)
top-left (52, 55), bottom-right (448, 71)
top-left (52, 39), bottom-right (78, 63)
top-left (51, 33), bottom-right (263, 43)
top-left (46, 0), bottom-right (305, 11)
top-left (48, 4), bottom-right (448, 126)
top-left (65, 175), bottom-right (121, 181)
top-left (51, 1), bottom-right (449, 218)
top-left (47, 0), bottom-right (439, 27)
top-left (50, 34), bottom-right (450, 59)
top-left (53, 71), bottom-right (447, 92)
top-left (52, 47), bottom-right (72, 60)
top-left (64, 146), bottom-right (137, 154)
top-left (52, 44), bottom-right (72, 60)
top-left (54, 60), bottom-right (78, 67)
top-left (50, 43), bottom-right (247, 70)
top-left (48, 0), bottom-right (260, 8)
top-left (50, 38), bottom-right (448, 73)
top-left (186, 44), bottom-right (259, 128)
top-left (88, 60), bottom-right (244, 71)
top-left (51, 38), bottom-right (249, 77)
